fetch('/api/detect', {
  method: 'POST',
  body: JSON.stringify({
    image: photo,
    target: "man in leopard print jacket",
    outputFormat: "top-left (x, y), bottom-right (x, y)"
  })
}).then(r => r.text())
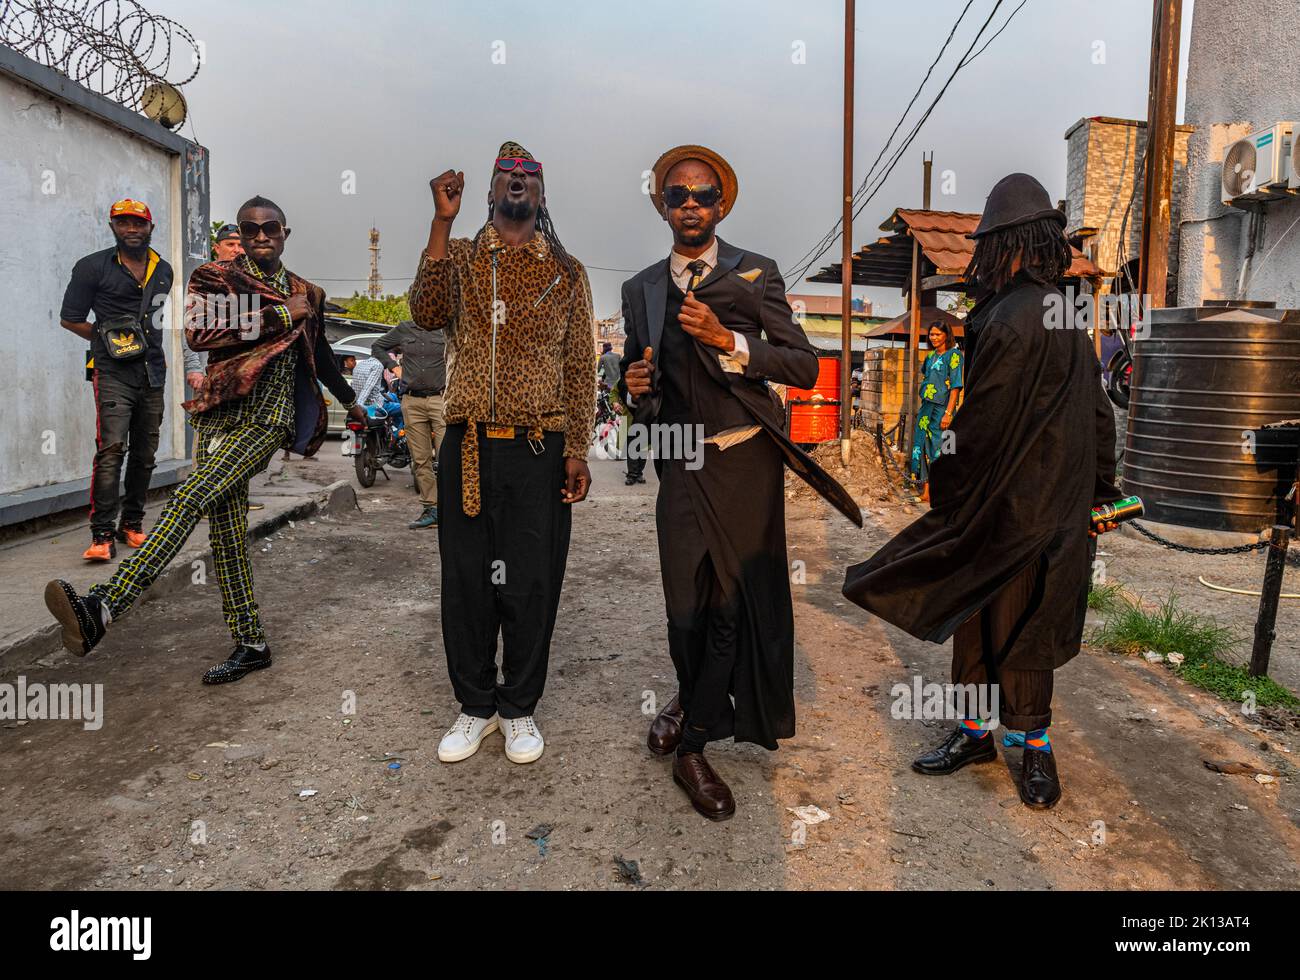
top-left (409, 141), bottom-right (595, 768)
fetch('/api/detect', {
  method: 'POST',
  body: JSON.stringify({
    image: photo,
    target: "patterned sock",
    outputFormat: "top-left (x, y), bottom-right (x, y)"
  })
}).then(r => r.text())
top-left (1025, 727), bottom-right (1052, 753)
top-left (959, 718), bottom-right (992, 740)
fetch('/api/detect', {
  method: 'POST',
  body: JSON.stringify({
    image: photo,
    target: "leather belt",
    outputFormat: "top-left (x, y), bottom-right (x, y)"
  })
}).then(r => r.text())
top-left (407, 386), bottom-right (444, 397)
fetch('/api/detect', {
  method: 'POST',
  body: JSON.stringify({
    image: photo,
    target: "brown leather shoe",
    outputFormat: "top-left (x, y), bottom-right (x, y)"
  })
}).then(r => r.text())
top-left (647, 693), bottom-right (685, 756)
top-left (672, 752), bottom-right (736, 821)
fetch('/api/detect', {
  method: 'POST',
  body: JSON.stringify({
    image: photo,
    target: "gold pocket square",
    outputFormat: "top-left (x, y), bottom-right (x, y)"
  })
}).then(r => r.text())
top-left (737, 267), bottom-right (763, 283)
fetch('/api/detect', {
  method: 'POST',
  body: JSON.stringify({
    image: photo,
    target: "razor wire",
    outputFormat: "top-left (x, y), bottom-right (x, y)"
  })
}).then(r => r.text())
top-left (1, 0), bottom-right (200, 109)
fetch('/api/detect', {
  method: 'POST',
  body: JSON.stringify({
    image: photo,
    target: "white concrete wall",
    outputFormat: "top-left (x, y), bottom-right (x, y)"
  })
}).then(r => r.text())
top-left (1177, 1), bottom-right (1300, 307)
top-left (0, 72), bottom-right (184, 497)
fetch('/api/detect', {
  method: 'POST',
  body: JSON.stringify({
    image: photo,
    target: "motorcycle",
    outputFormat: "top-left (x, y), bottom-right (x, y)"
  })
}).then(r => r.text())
top-left (1105, 324), bottom-right (1134, 410)
top-left (345, 391), bottom-right (411, 488)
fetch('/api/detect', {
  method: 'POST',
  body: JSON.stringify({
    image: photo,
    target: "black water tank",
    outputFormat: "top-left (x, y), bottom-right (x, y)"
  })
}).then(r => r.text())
top-left (1122, 302), bottom-right (1300, 533)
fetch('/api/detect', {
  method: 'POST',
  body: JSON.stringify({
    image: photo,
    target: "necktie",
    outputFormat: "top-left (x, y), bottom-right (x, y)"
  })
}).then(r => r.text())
top-left (686, 259), bottom-right (707, 292)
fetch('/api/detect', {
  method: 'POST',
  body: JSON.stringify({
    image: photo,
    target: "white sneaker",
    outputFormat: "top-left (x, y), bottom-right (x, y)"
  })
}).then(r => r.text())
top-left (437, 712), bottom-right (499, 763)
top-left (501, 715), bottom-right (545, 764)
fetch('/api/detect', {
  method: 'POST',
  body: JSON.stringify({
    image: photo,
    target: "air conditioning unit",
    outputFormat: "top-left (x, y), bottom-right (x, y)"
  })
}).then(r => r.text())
top-left (1291, 127), bottom-right (1300, 191)
top-left (1222, 122), bottom-right (1294, 205)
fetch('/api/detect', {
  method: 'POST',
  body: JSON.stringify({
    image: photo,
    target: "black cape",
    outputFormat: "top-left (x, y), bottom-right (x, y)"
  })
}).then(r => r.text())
top-left (842, 276), bottom-right (1121, 671)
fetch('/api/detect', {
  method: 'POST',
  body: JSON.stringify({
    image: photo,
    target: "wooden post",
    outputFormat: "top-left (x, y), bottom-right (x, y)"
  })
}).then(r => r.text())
top-left (1249, 524), bottom-right (1292, 678)
top-left (1137, 0), bottom-right (1182, 309)
top-left (839, 0), bottom-right (855, 465)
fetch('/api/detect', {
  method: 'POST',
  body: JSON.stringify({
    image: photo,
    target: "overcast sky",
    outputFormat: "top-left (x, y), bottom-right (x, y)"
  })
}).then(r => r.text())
top-left (154, 0), bottom-right (1194, 318)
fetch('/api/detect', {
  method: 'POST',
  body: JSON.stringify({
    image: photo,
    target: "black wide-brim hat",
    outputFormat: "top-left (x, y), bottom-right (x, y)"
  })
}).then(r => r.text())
top-left (968, 172), bottom-right (1066, 238)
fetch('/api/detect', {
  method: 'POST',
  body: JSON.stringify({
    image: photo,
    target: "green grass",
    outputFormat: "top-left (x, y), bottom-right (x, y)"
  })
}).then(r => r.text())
top-left (1087, 582), bottom-right (1125, 612)
top-left (1090, 594), bottom-right (1300, 709)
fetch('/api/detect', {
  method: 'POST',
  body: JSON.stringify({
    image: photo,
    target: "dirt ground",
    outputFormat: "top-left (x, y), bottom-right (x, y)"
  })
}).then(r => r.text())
top-left (1, 445), bottom-right (1297, 891)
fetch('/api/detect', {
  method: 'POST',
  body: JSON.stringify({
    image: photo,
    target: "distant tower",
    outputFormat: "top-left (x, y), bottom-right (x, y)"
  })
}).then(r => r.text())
top-left (367, 227), bottom-right (383, 299)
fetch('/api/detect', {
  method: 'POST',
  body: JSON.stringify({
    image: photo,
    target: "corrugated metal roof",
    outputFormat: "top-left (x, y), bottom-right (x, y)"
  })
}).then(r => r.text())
top-left (809, 207), bottom-right (1103, 286)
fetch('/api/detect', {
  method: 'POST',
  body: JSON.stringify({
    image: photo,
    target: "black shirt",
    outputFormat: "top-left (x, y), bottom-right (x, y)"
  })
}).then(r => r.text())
top-left (370, 320), bottom-right (447, 394)
top-left (61, 246), bottom-right (174, 388)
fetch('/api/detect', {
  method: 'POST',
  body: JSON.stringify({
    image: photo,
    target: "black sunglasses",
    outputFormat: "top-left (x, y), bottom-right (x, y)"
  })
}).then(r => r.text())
top-left (663, 184), bottom-right (722, 208)
top-left (239, 219), bottom-right (286, 239)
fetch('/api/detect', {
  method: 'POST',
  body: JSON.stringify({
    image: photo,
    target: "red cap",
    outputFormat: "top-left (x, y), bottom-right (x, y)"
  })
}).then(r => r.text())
top-left (109, 198), bottom-right (153, 222)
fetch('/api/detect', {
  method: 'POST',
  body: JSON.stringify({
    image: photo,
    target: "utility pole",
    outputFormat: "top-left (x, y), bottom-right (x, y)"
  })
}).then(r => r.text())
top-left (1137, 0), bottom-right (1182, 309)
top-left (903, 153), bottom-right (933, 464)
top-left (839, 0), bottom-right (855, 466)
top-left (368, 226), bottom-right (383, 300)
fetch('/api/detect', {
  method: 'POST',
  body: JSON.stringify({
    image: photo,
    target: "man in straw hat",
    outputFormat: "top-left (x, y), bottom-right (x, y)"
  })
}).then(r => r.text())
top-left (409, 142), bottom-right (595, 767)
top-left (621, 144), bottom-right (860, 821)
top-left (843, 173), bottom-right (1122, 810)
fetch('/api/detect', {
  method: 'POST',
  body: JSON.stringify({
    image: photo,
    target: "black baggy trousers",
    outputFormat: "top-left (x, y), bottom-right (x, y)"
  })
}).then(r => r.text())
top-left (437, 424), bottom-right (571, 720)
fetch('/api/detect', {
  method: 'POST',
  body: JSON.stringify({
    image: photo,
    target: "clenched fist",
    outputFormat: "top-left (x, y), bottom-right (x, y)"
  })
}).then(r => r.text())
top-left (430, 169), bottom-right (465, 222)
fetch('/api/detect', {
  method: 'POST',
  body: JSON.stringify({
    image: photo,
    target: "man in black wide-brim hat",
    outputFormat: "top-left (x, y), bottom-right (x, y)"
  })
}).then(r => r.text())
top-left (843, 173), bottom-right (1122, 810)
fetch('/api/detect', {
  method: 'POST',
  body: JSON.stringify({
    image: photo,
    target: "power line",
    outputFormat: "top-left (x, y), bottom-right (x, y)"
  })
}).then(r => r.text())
top-left (781, 0), bottom-right (976, 279)
top-left (782, 0), bottom-right (1031, 286)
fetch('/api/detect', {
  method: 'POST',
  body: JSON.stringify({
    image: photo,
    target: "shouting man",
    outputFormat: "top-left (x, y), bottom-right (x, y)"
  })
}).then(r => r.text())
top-left (621, 145), bottom-right (859, 821)
top-left (45, 196), bottom-right (366, 684)
top-left (410, 141), bottom-right (595, 766)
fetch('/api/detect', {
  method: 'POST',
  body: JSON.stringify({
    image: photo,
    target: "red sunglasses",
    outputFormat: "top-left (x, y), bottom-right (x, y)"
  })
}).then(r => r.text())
top-left (496, 157), bottom-right (543, 175)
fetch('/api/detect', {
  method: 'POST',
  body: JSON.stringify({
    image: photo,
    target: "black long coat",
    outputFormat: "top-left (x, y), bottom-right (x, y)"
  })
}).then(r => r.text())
top-left (843, 276), bottom-right (1121, 671)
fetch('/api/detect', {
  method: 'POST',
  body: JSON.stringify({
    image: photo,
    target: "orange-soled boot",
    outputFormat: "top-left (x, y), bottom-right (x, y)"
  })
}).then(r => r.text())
top-left (82, 535), bottom-right (116, 562)
top-left (119, 526), bottom-right (148, 549)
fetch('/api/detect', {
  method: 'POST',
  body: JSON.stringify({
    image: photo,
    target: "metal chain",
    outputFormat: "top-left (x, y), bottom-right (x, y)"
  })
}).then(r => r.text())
top-left (1129, 520), bottom-right (1272, 556)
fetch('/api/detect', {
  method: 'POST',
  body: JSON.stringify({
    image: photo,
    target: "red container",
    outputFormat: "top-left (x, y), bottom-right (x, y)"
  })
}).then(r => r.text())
top-left (788, 356), bottom-right (841, 445)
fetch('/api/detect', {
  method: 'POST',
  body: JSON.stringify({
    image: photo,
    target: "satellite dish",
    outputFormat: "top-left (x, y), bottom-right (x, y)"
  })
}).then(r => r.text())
top-left (140, 82), bottom-right (188, 130)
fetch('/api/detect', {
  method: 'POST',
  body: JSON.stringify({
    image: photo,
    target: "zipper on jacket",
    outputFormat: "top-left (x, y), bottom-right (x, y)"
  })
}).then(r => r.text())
top-left (490, 250), bottom-right (499, 422)
top-left (534, 273), bottom-right (561, 308)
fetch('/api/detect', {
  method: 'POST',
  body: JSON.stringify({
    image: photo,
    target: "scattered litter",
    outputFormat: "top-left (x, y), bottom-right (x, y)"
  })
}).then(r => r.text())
top-left (1202, 759), bottom-right (1281, 777)
top-left (1143, 650), bottom-right (1164, 663)
top-left (787, 804), bottom-right (831, 825)
top-left (1166, 652), bottom-right (1185, 666)
top-left (298, 789), bottom-right (318, 798)
top-left (419, 709), bottom-right (435, 716)
top-left (387, 762), bottom-right (401, 771)
top-left (1254, 773), bottom-right (1277, 785)
top-left (1230, 803), bottom-right (1250, 811)
top-left (205, 741), bottom-right (240, 748)
top-left (525, 824), bottom-right (553, 840)
top-left (288, 520), bottom-right (296, 529)
top-left (613, 856), bottom-right (643, 886)
top-left (186, 772), bottom-right (204, 781)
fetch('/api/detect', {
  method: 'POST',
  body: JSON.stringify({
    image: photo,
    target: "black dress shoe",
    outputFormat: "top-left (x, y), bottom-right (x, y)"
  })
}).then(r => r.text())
top-left (1019, 748), bottom-right (1062, 809)
top-left (624, 474), bottom-right (638, 486)
top-left (912, 726), bottom-right (998, 775)
top-left (44, 580), bottom-right (108, 657)
top-left (202, 645), bottom-right (272, 685)
top-left (647, 693), bottom-right (685, 756)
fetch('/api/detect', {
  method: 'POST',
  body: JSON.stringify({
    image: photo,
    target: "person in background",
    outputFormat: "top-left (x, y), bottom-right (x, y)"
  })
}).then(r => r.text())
top-left (372, 320), bottom-right (448, 530)
top-left (908, 320), bottom-right (963, 502)
top-left (212, 223), bottom-right (244, 263)
top-left (349, 353), bottom-right (388, 410)
top-left (598, 341), bottom-right (642, 486)
top-left (59, 198), bottom-right (174, 561)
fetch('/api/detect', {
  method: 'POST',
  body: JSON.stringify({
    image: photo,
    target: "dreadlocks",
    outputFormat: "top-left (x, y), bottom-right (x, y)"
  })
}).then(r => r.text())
top-left (964, 216), bottom-right (1072, 296)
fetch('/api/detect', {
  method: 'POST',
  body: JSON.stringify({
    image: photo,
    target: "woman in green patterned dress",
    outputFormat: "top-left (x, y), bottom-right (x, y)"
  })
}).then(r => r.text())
top-left (909, 321), bottom-right (963, 500)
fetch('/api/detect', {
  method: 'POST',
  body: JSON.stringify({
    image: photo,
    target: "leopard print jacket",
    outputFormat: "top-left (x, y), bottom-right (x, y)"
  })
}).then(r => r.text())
top-left (409, 223), bottom-right (595, 516)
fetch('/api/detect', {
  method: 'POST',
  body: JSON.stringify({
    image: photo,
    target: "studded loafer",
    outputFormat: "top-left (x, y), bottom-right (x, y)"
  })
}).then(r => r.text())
top-left (201, 645), bottom-right (273, 685)
top-left (44, 580), bottom-right (108, 657)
